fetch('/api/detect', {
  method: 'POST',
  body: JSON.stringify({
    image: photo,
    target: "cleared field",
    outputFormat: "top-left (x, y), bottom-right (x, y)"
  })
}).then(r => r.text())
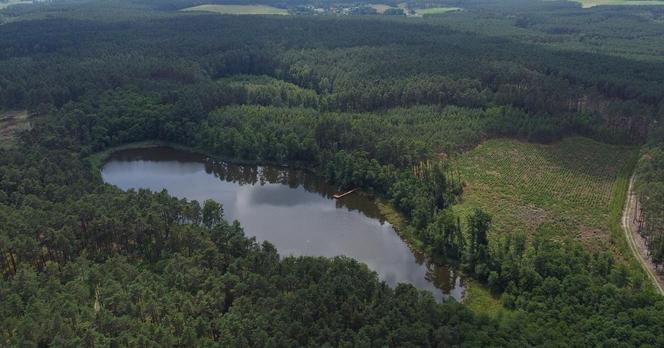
top-left (0, 110), bottom-right (29, 147)
top-left (415, 7), bottom-right (462, 15)
top-left (452, 137), bottom-right (637, 251)
top-left (180, 4), bottom-right (288, 15)
top-left (574, 0), bottom-right (664, 8)
top-left (369, 4), bottom-right (394, 13)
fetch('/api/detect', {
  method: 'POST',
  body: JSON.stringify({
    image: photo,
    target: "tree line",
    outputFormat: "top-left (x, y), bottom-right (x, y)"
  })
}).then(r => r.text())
top-left (636, 114), bottom-right (664, 268)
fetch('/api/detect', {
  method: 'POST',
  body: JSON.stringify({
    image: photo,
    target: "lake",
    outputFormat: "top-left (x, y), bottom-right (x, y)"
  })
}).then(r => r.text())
top-left (101, 146), bottom-right (465, 301)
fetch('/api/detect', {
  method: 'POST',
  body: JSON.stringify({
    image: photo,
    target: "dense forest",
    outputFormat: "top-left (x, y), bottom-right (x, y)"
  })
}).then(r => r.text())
top-left (2, 0), bottom-right (664, 346)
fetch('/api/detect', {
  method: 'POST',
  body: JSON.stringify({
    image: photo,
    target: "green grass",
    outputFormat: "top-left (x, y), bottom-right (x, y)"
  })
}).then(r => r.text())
top-left (463, 280), bottom-right (503, 317)
top-left (573, 0), bottom-right (664, 8)
top-left (452, 137), bottom-right (638, 254)
top-left (180, 4), bottom-right (288, 15)
top-left (606, 155), bottom-right (642, 267)
top-left (415, 7), bottom-right (462, 15)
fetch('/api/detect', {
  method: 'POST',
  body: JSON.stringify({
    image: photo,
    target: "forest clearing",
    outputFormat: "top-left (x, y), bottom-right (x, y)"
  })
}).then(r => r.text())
top-left (0, 110), bottom-right (28, 146)
top-left (453, 137), bottom-right (637, 253)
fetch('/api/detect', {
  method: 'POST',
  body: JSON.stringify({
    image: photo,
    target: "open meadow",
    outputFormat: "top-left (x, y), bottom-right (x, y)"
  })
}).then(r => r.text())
top-left (453, 137), bottom-right (637, 253)
top-left (180, 4), bottom-right (289, 15)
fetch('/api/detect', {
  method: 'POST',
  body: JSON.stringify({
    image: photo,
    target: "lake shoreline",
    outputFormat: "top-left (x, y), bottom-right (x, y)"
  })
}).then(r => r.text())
top-left (97, 142), bottom-right (468, 301)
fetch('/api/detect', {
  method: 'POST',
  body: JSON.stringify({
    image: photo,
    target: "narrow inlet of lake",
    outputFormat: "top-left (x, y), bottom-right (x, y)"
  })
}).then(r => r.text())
top-left (101, 147), bottom-right (465, 301)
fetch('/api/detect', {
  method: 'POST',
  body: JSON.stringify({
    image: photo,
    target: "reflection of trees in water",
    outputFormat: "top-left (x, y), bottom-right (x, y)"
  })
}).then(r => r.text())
top-left (203, 158), bottom-right (387, 221)
top-left (110, 147), bottom-right (208, 163)
top-left (335, 194), bottom-right (384, 222)
top-left (410, 238), bottom-right (464, 295)
top-left (112, 147), bottom-right (384, 219)
top-left (425, 262), bottom-right (463, 295)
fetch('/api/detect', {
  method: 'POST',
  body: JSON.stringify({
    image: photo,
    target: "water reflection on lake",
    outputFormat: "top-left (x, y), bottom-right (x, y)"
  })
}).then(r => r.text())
top-left (101, 147), bottom-right (465, 300)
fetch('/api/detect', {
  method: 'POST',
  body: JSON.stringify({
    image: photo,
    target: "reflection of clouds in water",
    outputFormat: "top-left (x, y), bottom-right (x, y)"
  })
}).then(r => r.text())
top-left (103, 150), bottom-right (463, 302)
top-left (245, 185), bottom-right (324, 207)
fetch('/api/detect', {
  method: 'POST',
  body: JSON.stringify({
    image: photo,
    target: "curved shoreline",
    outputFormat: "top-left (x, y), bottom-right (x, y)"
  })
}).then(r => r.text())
top-left (88, 140), bottom-right (315, 175)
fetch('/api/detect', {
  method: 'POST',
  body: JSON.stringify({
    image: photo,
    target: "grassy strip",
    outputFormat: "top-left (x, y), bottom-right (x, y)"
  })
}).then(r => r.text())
top-left (376, 198), bottom-right (421, 249)
top-left (606, 151), bottom-right (652, 285)
top-left (608, 151), bottom-right (638, 255)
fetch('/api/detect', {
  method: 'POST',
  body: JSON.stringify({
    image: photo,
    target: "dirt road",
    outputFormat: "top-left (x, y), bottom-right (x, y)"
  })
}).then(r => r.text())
top-left (622, 175), bottom-right (664, 295)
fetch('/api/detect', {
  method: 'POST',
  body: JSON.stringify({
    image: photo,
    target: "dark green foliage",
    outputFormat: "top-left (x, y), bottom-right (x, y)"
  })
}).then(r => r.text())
top-left (465, 208), bottom-right (492, 279)
top-left (2, 1), bottom-right (664, 345)
top-left (488, 236), bottom-right (664, 346)
top-left (202, 199), bottom-right (224, 229)
top-left (424, 210), bottom-right (464, 260)
top-left (0, 8), bottom-right (658, 143)
top-left (383, 8), bottom-right (405, 16)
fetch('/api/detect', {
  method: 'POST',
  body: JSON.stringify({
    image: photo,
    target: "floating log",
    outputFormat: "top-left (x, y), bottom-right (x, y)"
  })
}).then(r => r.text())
top-left (333, 188), bottom-right (358, 199)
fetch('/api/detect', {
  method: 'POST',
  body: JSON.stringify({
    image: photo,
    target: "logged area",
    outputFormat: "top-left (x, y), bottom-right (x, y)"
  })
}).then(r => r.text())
top-left (455, 138), bottom-right (636, 251)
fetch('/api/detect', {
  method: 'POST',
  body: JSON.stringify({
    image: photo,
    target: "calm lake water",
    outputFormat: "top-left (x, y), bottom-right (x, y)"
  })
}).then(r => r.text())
top-left (101, 147), bottom-right (465, 301)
